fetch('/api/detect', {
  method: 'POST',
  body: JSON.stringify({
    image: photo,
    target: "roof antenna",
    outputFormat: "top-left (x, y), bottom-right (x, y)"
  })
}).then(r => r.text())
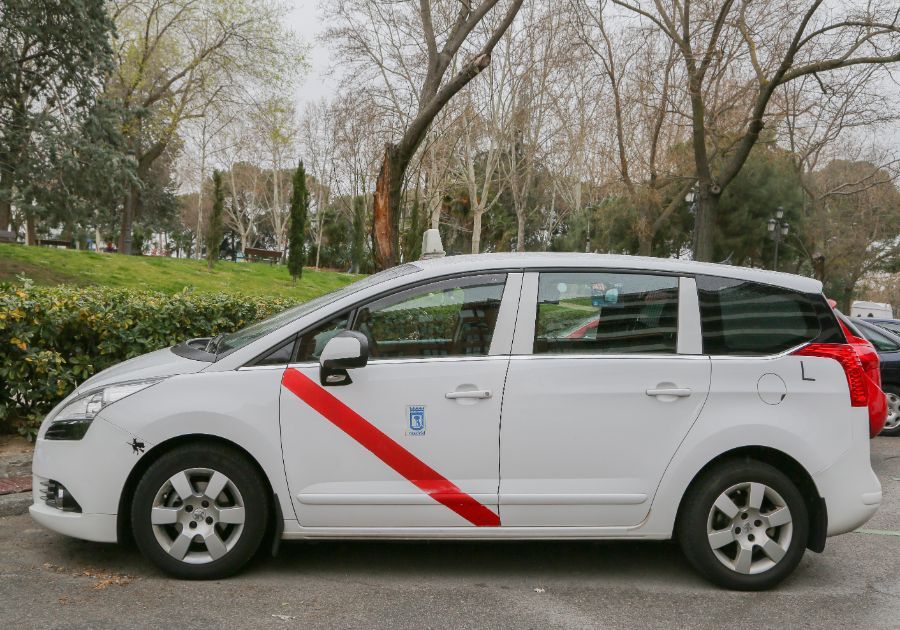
top-left (420, 228), bottom-right (446, 260)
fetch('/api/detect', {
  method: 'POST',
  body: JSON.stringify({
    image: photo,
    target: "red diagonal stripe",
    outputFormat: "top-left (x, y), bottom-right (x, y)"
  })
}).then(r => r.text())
top-left (281, 368), bottom-right (500, 527)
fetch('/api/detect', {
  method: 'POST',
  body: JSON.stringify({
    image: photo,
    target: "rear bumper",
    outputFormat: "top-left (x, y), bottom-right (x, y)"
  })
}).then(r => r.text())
top-left (814, 438), bottom-right (881, 536)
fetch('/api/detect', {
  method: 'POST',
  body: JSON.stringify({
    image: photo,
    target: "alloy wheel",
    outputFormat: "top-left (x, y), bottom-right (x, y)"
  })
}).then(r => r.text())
top-left (150, 468), bottom-right (246, 565)
top-left (884, 392), bottom-right (900, 431)
top-left (706, 481), bottom-right (793, 575)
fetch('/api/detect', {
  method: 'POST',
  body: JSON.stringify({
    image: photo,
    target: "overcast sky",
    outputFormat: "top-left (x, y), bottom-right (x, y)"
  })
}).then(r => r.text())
top-left (286, 0), bottom-right (337, 110)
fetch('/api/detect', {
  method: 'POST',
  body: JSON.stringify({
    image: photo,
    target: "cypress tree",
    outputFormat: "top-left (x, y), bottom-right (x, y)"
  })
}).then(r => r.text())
top-left (206, 170), bottom-right (224, 270)
top-left (288, 160), bottom-right (308, 282)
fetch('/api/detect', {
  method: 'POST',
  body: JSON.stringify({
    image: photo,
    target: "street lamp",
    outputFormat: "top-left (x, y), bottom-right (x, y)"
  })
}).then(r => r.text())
top-left (767, 207), bottom-right (789, 271)
top-left (685, 185), bottom-right (698, 214)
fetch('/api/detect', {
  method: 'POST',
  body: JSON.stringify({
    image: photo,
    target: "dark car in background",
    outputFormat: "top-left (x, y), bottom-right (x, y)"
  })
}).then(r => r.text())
top-left (863, 318), bottom-right (900, 337)
top-left (849, 318), bottom-right (900, 436)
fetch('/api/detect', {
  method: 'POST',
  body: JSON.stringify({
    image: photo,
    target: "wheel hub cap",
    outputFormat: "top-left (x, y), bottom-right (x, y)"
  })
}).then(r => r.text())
top-left (150, 468), bottom-right (246, 565)
top-left (706, 481), bottom-right (793, 575)
top-left (884, 393), bottom-right (899, 430)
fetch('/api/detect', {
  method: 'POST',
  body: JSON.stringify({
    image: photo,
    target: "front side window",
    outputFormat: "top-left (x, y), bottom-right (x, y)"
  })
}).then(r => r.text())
top-left (697, 276), bottom-right (822, 355)
top-left (534, 272), bottom-right (679, 355)
top-left (354, 274), bottom-right (507, 359)
top-left (215, 264), bottom-right (420, 356)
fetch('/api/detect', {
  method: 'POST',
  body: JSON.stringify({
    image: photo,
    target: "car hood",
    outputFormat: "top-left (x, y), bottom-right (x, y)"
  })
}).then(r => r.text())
top-left (76, 347), bottom-right (211, 393)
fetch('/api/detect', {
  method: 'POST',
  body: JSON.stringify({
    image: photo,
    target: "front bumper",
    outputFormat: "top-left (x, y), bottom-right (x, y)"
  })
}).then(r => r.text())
top-left (29, 502), bottom-right (117, 543)
top-left (29, 416), bottom-right (148, 544)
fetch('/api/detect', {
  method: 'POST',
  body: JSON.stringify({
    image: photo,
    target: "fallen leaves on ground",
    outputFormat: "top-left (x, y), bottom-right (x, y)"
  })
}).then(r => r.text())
top-left (42, 562), bottom-right (137, 589)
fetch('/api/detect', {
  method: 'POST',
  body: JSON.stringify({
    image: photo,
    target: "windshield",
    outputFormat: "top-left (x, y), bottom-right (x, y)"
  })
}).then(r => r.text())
top-left (215, 264), bottom-right (421, 356)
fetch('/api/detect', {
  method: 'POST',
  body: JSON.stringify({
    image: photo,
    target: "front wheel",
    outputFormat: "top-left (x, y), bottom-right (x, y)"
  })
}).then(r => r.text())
top-left (131, 443), bottom-right (270, 579)
top-left (677, 460), bottom-right (808, 590)
top-left (880, 389), bottom-right (900, 436)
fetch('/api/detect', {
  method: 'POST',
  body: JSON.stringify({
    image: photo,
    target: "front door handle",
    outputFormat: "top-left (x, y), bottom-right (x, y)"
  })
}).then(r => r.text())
top-left (445, 390), bottom-right (492, 400)
top-left (645, 387), bottom-right (692, 398)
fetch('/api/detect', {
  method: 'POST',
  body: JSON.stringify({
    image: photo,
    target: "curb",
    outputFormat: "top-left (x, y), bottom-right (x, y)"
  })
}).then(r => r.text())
top-left (0, 492), bottom-right (31, 518)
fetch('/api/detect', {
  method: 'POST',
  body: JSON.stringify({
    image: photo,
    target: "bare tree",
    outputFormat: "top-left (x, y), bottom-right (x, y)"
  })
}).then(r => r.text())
top-left (300, 100), bottom-right (339, 268)
top-left (500, 1), bottom-right (566, 251)
top-left (571, 0), bottom-right (690, 255)
top-left (611, 0), bottom-right (900, 260)
top-left (328, 0), bottom-right (525, 268)
top-left (249, 95), bottom-right (299, 253)
top-left (108, 0), bottom-right (301, 254)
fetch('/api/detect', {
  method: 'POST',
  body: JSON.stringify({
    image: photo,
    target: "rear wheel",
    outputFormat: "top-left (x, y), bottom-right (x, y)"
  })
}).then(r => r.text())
top-left (677, 460), bottom-right (808, 590)
top-left (881, 389), bottom-right (900, 436)
top-left (131, 443), bottom-right (269, 579)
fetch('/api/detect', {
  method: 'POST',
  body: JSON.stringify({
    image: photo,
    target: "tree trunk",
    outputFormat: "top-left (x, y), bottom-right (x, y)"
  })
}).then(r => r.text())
top-left (373, 144), bottom-right (403, 269)
top-left (691, 189), bottom-right (719, 262)
top-left (25, 213), bottom-right (36, 245)
top-left (0, 160), bottom-right (12, 231)
top-left (638, 231), bottom-right (653, 257)
top-left (351, 195), bottom-right (366, 274)
top-left (472, 207), bottom-right (484, 254)
top-left (515, 206), bottom-right (526, 252)
top-left (119, 185), bottom-right (136, 254)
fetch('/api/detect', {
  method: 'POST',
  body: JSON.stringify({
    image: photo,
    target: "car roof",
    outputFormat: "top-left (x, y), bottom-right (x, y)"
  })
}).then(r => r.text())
top-left (411, 253), bottom-right (822, 293)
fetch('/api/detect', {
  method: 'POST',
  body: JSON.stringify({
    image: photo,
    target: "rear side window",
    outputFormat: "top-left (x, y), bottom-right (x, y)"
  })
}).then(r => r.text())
top-left (697, 276), bottom-right (822, 355)
top-left (534, 272), bottom-right (679, 354)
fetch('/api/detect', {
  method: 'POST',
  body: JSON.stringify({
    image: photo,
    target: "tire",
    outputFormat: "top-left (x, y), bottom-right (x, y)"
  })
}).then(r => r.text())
top-left (131, 443), bottom-right (270, 579)
top-left (676, 459), bottom-right (808, 590)
top-left (880, 389), bottom-right (900, 436)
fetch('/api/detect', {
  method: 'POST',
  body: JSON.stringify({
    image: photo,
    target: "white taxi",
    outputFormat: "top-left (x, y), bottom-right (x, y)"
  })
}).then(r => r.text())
top-left (30, 254), bottom-right (881, 589)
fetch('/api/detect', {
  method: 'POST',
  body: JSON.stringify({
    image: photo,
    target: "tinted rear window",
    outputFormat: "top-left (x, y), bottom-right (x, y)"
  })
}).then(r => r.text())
top-left (697, 276), bottom-right (822, 355)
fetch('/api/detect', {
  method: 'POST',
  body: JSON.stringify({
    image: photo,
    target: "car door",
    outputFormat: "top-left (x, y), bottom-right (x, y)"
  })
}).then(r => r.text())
top-left (280, 273), bottom-right (521, 528)
top-left (499, 270), bottom-right (711, 527)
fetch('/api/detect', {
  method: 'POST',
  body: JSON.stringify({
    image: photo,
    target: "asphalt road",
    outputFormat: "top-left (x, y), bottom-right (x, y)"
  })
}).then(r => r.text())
top-left (1, 439), bottom-right (898, 629)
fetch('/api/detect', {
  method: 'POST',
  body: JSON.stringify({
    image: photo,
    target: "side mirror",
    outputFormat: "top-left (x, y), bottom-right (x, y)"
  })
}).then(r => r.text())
top-left (319, 330), bottom-right (369, 386)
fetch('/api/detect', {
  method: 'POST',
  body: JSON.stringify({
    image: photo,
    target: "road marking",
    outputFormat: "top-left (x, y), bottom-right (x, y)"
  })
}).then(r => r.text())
top-left (854, 528), bottom-right (900, 537)
top-left (281, 368), bottom-right (500, 527)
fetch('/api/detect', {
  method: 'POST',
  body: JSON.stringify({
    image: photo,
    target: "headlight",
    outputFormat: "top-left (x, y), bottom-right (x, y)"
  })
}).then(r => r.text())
top-left (44, 379), bottom-right (163, 440)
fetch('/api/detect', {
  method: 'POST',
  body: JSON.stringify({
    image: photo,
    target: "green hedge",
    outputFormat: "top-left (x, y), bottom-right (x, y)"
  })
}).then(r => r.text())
top-left (0, 283), bottom-right (295, 437)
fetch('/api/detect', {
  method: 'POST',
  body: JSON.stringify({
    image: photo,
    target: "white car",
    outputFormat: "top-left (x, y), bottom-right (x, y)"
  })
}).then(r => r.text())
top-left (30, 254), bottom-right (882, 590)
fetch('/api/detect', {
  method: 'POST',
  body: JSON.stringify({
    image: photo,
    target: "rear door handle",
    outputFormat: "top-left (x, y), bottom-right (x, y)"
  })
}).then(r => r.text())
top-left (645, 388), bottom-right (692, 398)
top-left (445, 390), bottom-right (492, 400)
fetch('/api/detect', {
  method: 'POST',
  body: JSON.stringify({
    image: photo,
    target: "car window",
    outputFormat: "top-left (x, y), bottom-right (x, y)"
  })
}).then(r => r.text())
top-left (354, 274), bottom-right (507, 359)
top-left (873, 321), bottom-right (900, 336)
top-left (295, 313), bottom-right (351, 361)
top-left (697, 276), bottom-right (821, 355)
top-left (856, 323), bottom-right (900, 352)
top-left (534, 272), bottom-right (679, 355)
top-left (253, 336), bottom-right (297, 366)
top-left (215, 264), bottom-right (420, 356)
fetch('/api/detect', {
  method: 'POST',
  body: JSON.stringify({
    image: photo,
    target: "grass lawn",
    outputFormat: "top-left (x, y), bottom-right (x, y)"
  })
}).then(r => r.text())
top-left (0, 244), bottom-right (359, 300)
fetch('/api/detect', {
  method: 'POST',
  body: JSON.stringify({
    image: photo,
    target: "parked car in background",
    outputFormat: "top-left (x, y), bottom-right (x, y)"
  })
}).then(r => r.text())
top-left (843, 318), bottom-right (900, 436)
top-left (863, 318), bottom-right (900, 337)
top-left (851, 300), bottom-right (893, 319)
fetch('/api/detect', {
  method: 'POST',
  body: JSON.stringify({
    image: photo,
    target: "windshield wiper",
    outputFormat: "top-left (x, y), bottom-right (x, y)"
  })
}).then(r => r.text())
top-left (205, 333), bottom-right (225, 354)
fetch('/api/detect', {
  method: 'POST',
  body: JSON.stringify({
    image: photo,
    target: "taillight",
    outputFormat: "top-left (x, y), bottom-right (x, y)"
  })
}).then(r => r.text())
top-left (792, 343), bottom-right (868, 407)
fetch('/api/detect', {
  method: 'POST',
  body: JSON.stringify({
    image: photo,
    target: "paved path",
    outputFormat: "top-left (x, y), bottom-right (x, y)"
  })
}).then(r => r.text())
top-left (0, 438), bottom-right (897, 629)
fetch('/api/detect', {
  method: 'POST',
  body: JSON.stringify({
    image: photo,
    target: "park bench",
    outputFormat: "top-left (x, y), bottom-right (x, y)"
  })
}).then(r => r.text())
top-left (0, 230), bottom-right (17, 244)
top-left (37, 238), bottom-right (74, 249)
top-left (244, 247), bottom-right (282, 264)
